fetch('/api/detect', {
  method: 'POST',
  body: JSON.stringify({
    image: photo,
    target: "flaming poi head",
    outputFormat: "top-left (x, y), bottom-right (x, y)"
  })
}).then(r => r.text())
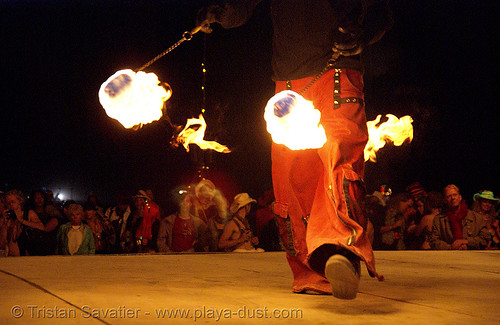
top-left (98, 69), bottom-right (172, 129)
top-left (264, 90), bottom-right (327, 150)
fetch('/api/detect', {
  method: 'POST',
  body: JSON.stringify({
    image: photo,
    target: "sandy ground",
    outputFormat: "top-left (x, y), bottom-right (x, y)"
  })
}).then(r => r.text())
top-left (1, 251), bottom-right (499, 324)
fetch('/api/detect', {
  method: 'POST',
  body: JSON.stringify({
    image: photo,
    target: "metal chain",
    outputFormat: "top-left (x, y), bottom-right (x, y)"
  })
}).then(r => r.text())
top-left (138, 26), bottom-right (202, 71)
top-left (298, 52), bottom-right (340, 95)
top-left (138, 26), bottom-right (339, 97)
top-left (201, 33), bottom-right (207, 113)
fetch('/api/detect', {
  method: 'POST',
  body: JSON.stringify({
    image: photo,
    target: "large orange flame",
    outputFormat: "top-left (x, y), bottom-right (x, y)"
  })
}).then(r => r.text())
top-left (364, 114), bottom-right (414, 162)
top-left (177, 114), bottom-right (230, 153)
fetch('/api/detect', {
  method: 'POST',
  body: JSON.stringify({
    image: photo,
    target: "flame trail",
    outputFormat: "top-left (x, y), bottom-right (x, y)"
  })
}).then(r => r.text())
top-left (364, 114), bottom-right (414, 162)
top-left (176, 114), bottom-right (230, 153)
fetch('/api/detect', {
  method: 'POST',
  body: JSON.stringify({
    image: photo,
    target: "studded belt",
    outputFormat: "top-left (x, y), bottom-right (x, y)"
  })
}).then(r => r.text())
top-left (285, 69), bottom-right (364, 109)
top-left (333, 69), bottom-right (364, 109)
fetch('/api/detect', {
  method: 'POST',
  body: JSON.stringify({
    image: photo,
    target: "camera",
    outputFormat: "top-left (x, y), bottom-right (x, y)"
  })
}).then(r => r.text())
top-left (6, 209), bottom-right (17, 220)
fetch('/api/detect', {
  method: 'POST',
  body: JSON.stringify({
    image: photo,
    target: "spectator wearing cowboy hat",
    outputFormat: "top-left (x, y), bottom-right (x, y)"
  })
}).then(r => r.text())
top-left (219, 193), bottom-right (263, 252)
top-left (471, 190), bottom-right (500, 249)
top-left (472, 190), bottom-right (499, 221)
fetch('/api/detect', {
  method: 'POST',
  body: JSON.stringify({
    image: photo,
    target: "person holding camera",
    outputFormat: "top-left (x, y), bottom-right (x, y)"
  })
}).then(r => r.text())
top-left (3, 190), bottom-right (45, 256)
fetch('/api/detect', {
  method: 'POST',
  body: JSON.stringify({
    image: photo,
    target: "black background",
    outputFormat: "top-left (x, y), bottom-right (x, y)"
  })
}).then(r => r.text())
top-left (1, 0), bottom-right (498, 211)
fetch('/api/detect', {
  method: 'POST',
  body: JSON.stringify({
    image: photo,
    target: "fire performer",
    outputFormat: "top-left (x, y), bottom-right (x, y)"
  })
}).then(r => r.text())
top-left (197, 0), bottom-right (392, 299)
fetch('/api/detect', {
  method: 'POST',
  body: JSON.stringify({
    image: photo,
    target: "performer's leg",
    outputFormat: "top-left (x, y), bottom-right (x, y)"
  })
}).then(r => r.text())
top-left (304, 69), bottom-right (383, 298)
top-left (272, 143), bottom-right (332, 294)
top-left (272, 70), bottom-right (382, 297)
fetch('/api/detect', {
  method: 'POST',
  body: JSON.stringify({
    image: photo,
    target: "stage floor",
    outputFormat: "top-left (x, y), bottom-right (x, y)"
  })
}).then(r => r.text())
top-left (1, 251), bottom-right (499, 324)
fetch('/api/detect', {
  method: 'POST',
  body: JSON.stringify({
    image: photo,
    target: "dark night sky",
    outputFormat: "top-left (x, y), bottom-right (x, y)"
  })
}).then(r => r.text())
top-left (1, 0), bottom-right (498, 210)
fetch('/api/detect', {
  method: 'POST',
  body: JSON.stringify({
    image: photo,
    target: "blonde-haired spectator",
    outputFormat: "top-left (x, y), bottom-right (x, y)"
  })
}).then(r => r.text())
top-left (430, 184), bottom-right (489, 250)
top-left (56, 204), bottom-right (95, 255)
top-left (193, 179), bottom-right (228, 251)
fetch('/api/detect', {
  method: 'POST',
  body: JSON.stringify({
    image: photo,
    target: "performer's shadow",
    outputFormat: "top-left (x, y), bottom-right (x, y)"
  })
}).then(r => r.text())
top-left (315, 298), bottom-right (400, 315)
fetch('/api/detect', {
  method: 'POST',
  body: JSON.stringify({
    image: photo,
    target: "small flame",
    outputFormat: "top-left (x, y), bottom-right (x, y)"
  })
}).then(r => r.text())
top-left (98, 69), bottom-right (171, 129)
top-left (264, 90), bottom-right (326, 150)
top-left (177, 114), bottom-right (230, 153)
top-left (364, 114), bottom-right (414, 162)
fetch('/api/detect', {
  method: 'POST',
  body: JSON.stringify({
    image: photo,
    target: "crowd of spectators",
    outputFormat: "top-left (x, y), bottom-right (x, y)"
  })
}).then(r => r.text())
top-left (363, 183), bottom-right (498, 251)
top-left (0, 180), bottom-right (498, 257)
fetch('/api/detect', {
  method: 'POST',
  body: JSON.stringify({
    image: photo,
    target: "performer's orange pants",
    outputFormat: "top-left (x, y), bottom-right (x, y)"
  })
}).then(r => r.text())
top-left (272, 69), bottom-right (381, 293)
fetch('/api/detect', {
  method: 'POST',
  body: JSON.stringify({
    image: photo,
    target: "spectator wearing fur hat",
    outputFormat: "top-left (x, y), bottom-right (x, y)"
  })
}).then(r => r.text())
top-left (219, 193), bottom-right (264, 252)
top-left (406, 182), bottom-right (428, 201)
top-left (405, 182), bottom-right (428, 240)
